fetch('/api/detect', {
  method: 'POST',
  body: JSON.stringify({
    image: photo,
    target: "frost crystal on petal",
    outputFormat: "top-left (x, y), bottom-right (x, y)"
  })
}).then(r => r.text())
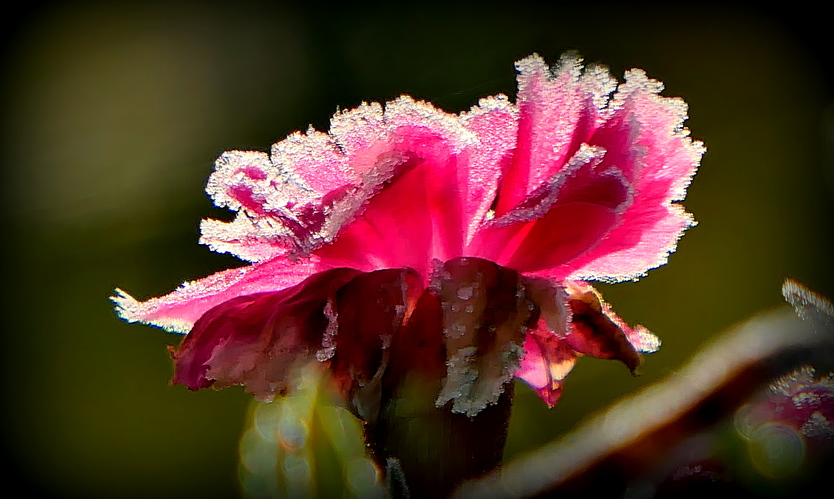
top-left (315, 300), bottom-right (339, 362)
top-left (626, 325), bottom-right (661, 354)
top-left (782, 278), bottom-right (834, 332)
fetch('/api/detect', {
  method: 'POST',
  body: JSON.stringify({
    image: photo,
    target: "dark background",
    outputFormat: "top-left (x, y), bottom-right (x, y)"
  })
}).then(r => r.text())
top-left (3, 1), bottom-right (833, 497)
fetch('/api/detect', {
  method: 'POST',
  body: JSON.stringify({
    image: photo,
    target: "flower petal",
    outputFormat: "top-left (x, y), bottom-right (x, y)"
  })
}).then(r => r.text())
top-left (170, 268), bottom-right (361, 400)
top-left (314, 97), bottom-right (485, 277)
top-left (459, 95), bottom-right (519, 246)
top-left (112, 257), bottom-right (321, 333)
top-left (515, 323), bottom-right (579, 407)
top-left (201, 149), bottom-right (319, 262)
top-left (562, 281), bottom-right (645, 372)
top-left (327, 268), bottom-right (423, 420)
top-left (314, 145), bottom-right (464, 278)
top-left (473, 142), bottom-right (633, 278)
top-left (495, 53), bottom-right (615, 216)
top-left (433, 258), bottom-right (532, 417)
top-left (567, 70), bottom-right (704, 282)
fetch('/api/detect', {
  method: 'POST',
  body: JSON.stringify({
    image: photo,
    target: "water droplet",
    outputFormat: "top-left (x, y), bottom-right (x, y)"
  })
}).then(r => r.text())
top-left (451, 303), bottom-right (461, 313)
top-left (465, 304), bottom-right (474, 313)
top-left (457, 286), bottom-right (474, 301)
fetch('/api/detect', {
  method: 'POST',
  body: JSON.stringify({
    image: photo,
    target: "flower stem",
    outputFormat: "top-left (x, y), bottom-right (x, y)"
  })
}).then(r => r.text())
top-left (365, 374), bottom-right (514, 498)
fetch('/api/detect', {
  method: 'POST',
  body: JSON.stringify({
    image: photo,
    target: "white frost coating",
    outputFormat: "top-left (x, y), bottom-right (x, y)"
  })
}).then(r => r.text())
top-left (488, 144), bottom-right (607, 229)
top-left (462, 94), bottom-right (515, 116)
top-left (111, 288), bottom-right (194, 334)
top-left (800, 411), bottom-right (834, 439)
top-left (316, 300), bottom-right (339, 362)
top-left (199, 94), bottom-right (481, 264)
top-left (579, 63), bottom-right (618, 125)
top-left (200, 216), bottom-right (294, 263)
top-left (428, 259), bottom-right (450, 293)
top-left (627, 325), bottom-right (661, 354)
top-left (770, 365), bottom-right (818, 397)
top-left (207, 150), bottom-right (314, 212)
top-left (435, 340), bottom-right (525, 417)
top-left (435, 346), bottom-right (479, 412)
top-left (782, 279), bottom-right (834, 331)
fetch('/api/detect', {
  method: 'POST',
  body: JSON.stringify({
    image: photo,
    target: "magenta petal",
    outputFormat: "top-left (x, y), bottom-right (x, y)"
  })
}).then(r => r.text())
top-left (515, 324), bottom-right (578, 407)
top-left (495, 53), bottom-right (616, 216)
top-left (459, 96), bottom-right (518, 246)
top-left (567, 70), bottom-right (704, 282)
top-left (170, 268), bottom-right (361, 400)
top-left (112, 257), bottom-right (321, 333)
top-left (500, 202), bottom-right (619, 274)
top-left (495, 54), bottom-right (586, 214)
top-left (315, 136), bottom-right (467, 278)
top-left (472, 142), bottom-right (631, 277)
top-left (201, 150), bottom-right (326, 263)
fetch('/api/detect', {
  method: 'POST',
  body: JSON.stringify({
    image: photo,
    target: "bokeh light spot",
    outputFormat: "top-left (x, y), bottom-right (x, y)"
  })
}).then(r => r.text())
top-left (749, 422), bottom-right (805, 479)
top-left (278, 417), bottom-right (308, 450)
top-left (345, 457), bottom-right (380, 495)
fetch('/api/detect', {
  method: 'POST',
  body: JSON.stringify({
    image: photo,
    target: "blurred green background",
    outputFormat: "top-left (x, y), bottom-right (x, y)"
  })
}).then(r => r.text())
top-left (2, 1), bottom-right (832, 497)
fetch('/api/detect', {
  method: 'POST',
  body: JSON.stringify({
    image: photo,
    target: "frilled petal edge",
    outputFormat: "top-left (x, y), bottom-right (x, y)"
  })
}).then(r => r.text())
top-left (112, 257), bottom-right (321, 333)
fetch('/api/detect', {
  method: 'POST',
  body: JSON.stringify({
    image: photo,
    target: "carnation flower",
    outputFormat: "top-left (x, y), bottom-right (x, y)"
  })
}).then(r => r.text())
top-left (113, 53), bottom-right (702, 419)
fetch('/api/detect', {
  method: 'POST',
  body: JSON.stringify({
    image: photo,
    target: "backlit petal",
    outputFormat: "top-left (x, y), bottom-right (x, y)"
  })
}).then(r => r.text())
top-left (112, 257), bottom-right (321, 333)
top-left (170, 268), bottom-right (361, 400)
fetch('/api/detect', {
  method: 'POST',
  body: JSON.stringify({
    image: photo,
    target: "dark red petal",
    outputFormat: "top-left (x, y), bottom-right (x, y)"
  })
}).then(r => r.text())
top-left (170, 268), bottom-right (361, 400)
top-left (327, 268), bottom-right (423, 419)
top-left (433, 257), bottom-right (533, 416)
top-left (387, 288), bottom-right (447, 383)
top-left (563, 282), bottom-right (642, 372)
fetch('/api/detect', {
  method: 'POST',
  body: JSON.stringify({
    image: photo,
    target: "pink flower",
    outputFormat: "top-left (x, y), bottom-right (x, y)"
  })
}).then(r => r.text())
top-left (113, 54), bottom-right (702, 416)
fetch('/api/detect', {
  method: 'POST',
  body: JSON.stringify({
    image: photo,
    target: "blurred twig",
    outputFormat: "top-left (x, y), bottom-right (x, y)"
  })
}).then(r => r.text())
top-left (455, 281), bottom-right (834, 498)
